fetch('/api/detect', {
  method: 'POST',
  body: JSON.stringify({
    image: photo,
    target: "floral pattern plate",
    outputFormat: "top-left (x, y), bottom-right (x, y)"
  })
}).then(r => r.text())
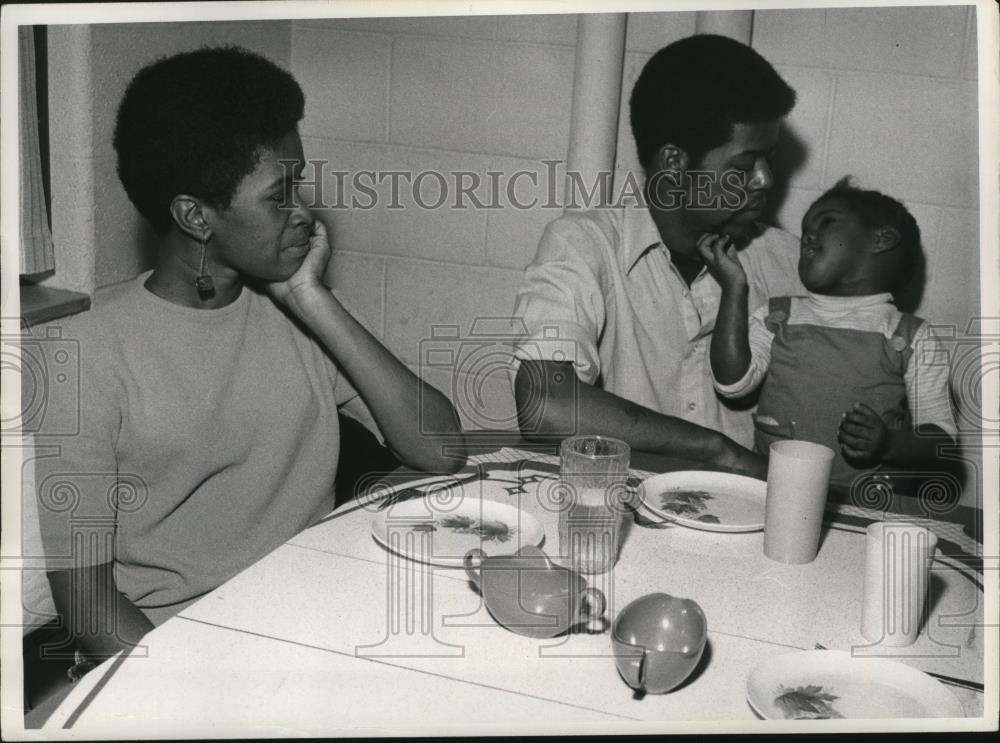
top-left (746, 650), bottom-right (964, 719)
top-left (371, 496), bottom-right (545, 567)
top-left (637, 471), bottom-right (767, 532)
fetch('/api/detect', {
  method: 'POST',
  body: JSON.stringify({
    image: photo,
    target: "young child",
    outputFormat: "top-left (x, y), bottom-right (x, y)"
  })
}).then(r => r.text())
top-left (698, 177), bottom-right (957, 487)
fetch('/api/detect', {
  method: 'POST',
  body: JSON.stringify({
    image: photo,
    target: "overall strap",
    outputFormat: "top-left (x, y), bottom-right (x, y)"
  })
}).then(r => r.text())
top-left (887, 312), bottom-right (925, 370)
top-left (764, 296), bottom-right (793, 334)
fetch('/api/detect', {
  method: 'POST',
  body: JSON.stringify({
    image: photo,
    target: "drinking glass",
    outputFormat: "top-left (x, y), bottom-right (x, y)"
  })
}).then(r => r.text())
top-left (558, 435), bottom-right (631, 574)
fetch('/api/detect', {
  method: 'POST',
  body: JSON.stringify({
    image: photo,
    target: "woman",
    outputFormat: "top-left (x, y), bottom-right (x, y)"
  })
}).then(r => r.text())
top-left (36, 47), bottom-right (467, 656)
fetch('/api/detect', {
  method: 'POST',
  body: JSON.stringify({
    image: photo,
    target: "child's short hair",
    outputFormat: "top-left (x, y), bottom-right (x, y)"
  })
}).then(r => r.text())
top-left (820, 176), bottom-right (923, 299)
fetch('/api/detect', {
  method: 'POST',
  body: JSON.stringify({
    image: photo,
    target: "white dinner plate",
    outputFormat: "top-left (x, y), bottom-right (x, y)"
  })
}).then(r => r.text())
top-left (371, 496), bottom-right (545, 567)
top-left (746, 650), bottom-right (964, 720)
top-left (637, 471), bottom-right (767, 532)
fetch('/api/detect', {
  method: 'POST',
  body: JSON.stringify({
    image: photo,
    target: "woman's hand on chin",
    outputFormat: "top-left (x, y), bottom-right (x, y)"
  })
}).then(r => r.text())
top-left (267, 219), bottom-right (332, 311)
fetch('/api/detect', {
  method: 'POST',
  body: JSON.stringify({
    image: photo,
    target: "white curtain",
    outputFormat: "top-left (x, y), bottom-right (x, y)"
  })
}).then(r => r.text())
top-left (18, 26), bottom-right (55, 276)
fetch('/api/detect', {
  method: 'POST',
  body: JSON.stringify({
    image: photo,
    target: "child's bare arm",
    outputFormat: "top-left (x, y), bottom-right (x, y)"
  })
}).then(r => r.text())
top-left (697, 233), bottom-right (751, 384)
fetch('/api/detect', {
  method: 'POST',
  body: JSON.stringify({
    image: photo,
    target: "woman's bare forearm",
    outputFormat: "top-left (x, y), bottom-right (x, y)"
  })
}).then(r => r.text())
top-left (47, 563), bottom-right (153, 659)
top-left (285, 287), bottom-right (466, 473)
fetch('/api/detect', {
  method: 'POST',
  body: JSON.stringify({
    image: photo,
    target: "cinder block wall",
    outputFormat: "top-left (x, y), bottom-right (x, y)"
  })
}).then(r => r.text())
top-left (294, 13), bottom-right (709, 430)
top-left (296, 8), bottom-right (980, 436)
top-left (293, 15), bottom-right (577, 430)
top-left (58, 10), bottom-right (980, 440)
top-left (751, 6), bottom-right (979, 332)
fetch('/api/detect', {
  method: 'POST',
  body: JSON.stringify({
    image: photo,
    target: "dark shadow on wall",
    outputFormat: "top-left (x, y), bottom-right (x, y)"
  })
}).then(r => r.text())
top-left (893, 244), bottom-right (927, 314)
top-left (136, 218), bottom-right (159, 273)
top-left (760, 122), bottom-right (807, 233)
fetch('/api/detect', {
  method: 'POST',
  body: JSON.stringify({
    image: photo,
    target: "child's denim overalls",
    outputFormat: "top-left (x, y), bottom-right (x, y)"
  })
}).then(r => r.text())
top-left (752, 296), bottom-right (923, 488)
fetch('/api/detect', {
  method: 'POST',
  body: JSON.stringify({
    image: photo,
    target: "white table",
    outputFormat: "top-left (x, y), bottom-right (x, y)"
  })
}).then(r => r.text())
top-left (39, 448), bottom-right (991, 736)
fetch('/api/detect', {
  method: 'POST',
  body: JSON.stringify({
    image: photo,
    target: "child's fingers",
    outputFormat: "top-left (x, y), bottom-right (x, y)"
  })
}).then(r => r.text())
top-left (850, 402), bottom-right (880, 418)
top-left (695, 235), bottom-right (715, 262)
top-left (714, 235), bottom-right (733, 252)
top-left (840, 416), bottom-right (876, 434)
top-left (697, 232), bottom-right (727, 250)
top-left (839, 420), bottom-right (874, 438)
top-left (838, 431), bottom-right (873, 451)
top-left (842, 411), bottom-right (877, 429)
top-left (841, 444), bottom-right (871, 459)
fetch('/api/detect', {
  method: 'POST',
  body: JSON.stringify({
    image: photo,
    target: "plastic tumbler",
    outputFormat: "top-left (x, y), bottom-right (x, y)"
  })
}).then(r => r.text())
top-left (861, 521), bottom-right (938, 647)
top-left (763, 440), bottom-right (835, 564)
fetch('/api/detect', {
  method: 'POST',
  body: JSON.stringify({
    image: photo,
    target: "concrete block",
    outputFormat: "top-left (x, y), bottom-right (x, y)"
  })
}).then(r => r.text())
top-left (293, 28), bottom-right (390, 142)
top-left (325, 250), bottom-right (386, 338)
top-left (826, 74), bottom-right (977, 209)
top-left (625, 11), bottom-right (697, 52)
top-left (921, 208), bottom-right (981, 331)
top-left (755, 6), bottom-right (967, 78)
top-left (390, 37), bottom-right (574, 159)
top-left (484, 156), bottom-right (564, 270)
top-left (496, 14), bottom-right (578, 45)
top-left (384, 259), bottom-right (524, 365)
top-left (303, 137), bottom-right (490, 265)
top-left (295, 16), bottom-right (497, 39)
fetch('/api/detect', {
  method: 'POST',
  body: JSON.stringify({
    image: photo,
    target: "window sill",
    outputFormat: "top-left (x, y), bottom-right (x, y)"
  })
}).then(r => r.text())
top-left (20, 285), bottom-right (91, 326)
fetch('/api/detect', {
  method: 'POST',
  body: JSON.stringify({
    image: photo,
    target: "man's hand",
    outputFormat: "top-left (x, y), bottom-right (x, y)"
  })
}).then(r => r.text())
top-left (715, 438), bottom-right (768, 480)
top-left (838, 402), bottom-right (889, 464)
top-left (696, 232), bottom-right (747, 290)
top-left (267, 219), bottom-right (332, 309)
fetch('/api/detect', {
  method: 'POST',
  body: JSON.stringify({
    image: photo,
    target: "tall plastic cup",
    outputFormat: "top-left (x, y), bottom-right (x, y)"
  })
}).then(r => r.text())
top-left (764, 440), bottom-right (835, 564)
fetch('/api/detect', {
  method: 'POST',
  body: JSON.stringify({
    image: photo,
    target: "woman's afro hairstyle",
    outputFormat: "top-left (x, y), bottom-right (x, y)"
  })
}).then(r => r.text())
top-left (113, 46), bottom-right (305, 235)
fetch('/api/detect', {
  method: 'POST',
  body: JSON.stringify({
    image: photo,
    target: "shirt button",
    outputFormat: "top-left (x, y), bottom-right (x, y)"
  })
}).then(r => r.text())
top-left (688, 402), bottom-right (697, 411)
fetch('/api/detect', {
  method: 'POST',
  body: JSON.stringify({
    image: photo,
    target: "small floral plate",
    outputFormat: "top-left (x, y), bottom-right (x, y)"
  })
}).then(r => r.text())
top-left (746, 650), bottom-right (964, 720)
top-left (637, 471), bottom-right (767, 533)
top-left (370, 496), bottom-right (545, 567)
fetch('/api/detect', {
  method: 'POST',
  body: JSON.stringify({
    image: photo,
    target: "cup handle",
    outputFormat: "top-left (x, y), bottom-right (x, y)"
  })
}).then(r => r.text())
top-left (463, 548), bottom-right (485, 589)
top-left (620, 648), bottom-right (646, 690)
top-left (579, 586), bottom-right (606, 620)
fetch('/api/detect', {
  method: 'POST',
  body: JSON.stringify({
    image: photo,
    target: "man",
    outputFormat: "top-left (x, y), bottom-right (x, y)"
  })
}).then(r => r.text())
top-left (512, 34), bottom-right (804, 477)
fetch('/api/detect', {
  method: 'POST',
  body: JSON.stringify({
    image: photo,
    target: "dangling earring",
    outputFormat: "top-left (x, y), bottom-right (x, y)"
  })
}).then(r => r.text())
top-left (195, 231), bottom-right (215, 299)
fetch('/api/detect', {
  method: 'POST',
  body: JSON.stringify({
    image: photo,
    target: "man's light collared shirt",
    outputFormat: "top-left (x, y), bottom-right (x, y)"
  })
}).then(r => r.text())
top-left (511, 204), bottom-right (804, 448)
